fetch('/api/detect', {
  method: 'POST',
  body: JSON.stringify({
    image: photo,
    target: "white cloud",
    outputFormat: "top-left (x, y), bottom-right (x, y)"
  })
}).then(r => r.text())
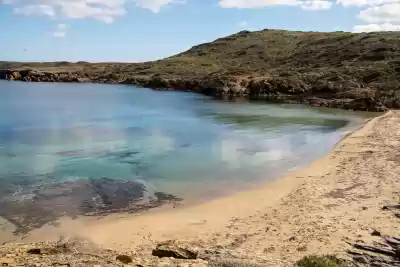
top-left (4, 0), bottom-right (183, 23)
top-left (133, 0), bottom-right (185, 13)
top-left (53, 31), bottom-right (66, 37)
top-left (335, 0), bottom-right (400, 33)
top-left (301, 0), bottom-right (332, 9)
top-left (219, 0), bottom-right (333, 10)
top-left (351, 2), bottom-right (400, 32)
top-left (337, 0), bottom-right (398, 7)
top-left (358, 3), bottom-right (400, 23)
top-left (53, 23), bottom-right (68, 37)
top-left (57, 23), bottom-right (67, 30)
top-left (60, 0), bottom-right (126, 23)
top-left (353, 22), bottom-right (400, 32)
top-left (14, 4), bottom-right (56, 17)
top-left (219, 0), bottom-right (300, 8)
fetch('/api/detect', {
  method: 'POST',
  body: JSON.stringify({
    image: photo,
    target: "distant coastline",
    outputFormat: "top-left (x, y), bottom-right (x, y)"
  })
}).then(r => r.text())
top-left (2, 29), bottom-right (400, 112)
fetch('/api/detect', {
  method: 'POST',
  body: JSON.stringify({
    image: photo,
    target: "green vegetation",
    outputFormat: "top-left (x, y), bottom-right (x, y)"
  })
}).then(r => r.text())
top-left (2, 29), bottom-right (400, 81)
top-left (296, 255), bottom-right (350, 267)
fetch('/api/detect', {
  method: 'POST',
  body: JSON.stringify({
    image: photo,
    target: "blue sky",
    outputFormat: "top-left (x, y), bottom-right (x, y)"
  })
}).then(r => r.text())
top-left (0, 0), bottom-right (399, 62)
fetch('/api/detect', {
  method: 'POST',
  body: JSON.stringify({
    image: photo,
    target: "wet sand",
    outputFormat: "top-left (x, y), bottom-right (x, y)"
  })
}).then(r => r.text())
top-left (3, 111), bottom-right (400, 265)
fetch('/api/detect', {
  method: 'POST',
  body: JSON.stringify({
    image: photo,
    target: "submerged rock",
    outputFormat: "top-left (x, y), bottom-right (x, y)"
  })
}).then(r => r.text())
top-left (0, 177), bottom-right (182, 234)
top-left (155, 192), bottom-right (183, 202)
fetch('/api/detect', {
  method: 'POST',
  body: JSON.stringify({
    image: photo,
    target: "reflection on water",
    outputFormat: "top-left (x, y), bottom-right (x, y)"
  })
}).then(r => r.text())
top-left (0, 81), bottom-right (368, 232)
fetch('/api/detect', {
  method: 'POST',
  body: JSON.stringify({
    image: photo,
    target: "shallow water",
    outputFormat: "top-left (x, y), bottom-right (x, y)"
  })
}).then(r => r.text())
top-left (0, 80), bottom-right (368, 232)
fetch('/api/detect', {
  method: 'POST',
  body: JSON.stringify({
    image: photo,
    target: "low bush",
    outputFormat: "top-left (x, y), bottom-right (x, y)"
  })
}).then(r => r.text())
top-left (296, 255), bottom-right (350, 267)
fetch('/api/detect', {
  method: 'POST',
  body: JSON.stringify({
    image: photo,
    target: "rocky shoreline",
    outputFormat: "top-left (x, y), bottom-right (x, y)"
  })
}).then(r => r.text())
top-left (0, 69), bottom-right (391, 112)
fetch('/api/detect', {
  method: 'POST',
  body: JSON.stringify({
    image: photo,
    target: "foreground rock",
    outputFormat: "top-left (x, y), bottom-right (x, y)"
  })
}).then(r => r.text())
top-left (0, 238), bottom-right (211, 267)
top-left (0, 238), bottom-right (125, 267)
top-left (348, 235), bottom-right (400, 266)
top-left (152, 240), bottom-right (199, 259)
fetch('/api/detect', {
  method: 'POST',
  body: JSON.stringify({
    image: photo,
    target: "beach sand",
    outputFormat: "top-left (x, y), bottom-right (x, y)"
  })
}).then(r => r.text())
top-left (5, 111), bottom-right (400, 265)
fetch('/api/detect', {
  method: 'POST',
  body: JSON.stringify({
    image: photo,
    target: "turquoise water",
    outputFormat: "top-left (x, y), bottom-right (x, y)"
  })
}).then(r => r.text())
top-left (0, 80), bottom-right (364, 206)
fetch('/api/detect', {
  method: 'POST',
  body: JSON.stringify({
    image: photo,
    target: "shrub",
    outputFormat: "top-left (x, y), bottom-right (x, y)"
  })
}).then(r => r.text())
top-left (296, 255), bottom-right (350, 267)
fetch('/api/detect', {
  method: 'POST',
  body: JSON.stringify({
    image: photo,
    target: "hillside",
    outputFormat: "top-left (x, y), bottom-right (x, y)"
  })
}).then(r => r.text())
top-left (2, 29), bottom-right (400, 110)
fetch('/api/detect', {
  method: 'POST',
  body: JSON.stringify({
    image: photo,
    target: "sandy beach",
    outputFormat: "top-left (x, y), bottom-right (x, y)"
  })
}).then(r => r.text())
top-left (2, 110), bottom-right (400, 266)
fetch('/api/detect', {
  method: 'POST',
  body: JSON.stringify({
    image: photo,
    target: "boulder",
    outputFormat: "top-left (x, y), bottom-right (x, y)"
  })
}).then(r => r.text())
top-left (12, 71), bottom-right (21, 80)
top-left (22, 76), bottom-right (31, 82)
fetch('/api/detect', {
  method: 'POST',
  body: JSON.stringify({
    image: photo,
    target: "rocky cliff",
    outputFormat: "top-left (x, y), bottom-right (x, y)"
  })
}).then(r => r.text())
top-left (2, 29), bottom-right (400, 111)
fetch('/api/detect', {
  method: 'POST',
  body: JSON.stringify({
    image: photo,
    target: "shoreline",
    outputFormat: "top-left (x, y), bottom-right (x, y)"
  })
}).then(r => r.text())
top-left (3, 110), bottom-right (398, 266)
top-left (0, 110), bottom-right (365, 237)
top-left (0, 73), bottom-right (388, 112)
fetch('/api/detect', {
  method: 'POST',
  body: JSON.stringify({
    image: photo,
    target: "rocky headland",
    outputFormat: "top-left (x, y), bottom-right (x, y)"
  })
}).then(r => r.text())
top-left (2, 29), bottom-right (400, 111)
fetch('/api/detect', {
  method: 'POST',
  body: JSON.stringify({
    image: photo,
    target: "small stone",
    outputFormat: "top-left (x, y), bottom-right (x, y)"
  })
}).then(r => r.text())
top-left (288, 236), bottom-right (297, 241)
top-left (116, 255), bottom-right (133, 264)
top-left (371, 230), bottom-right (381, 236)
top-left (27, 248), bottom-right (42, 255)
top-left (297, 245), bottom-right (308, 252)
top-left (263, 246), bottom-right (276, 253)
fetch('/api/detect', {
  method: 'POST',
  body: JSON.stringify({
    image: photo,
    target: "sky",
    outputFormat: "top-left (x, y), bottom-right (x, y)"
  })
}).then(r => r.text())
top-left (0, 0), bottom-right (399, 62)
